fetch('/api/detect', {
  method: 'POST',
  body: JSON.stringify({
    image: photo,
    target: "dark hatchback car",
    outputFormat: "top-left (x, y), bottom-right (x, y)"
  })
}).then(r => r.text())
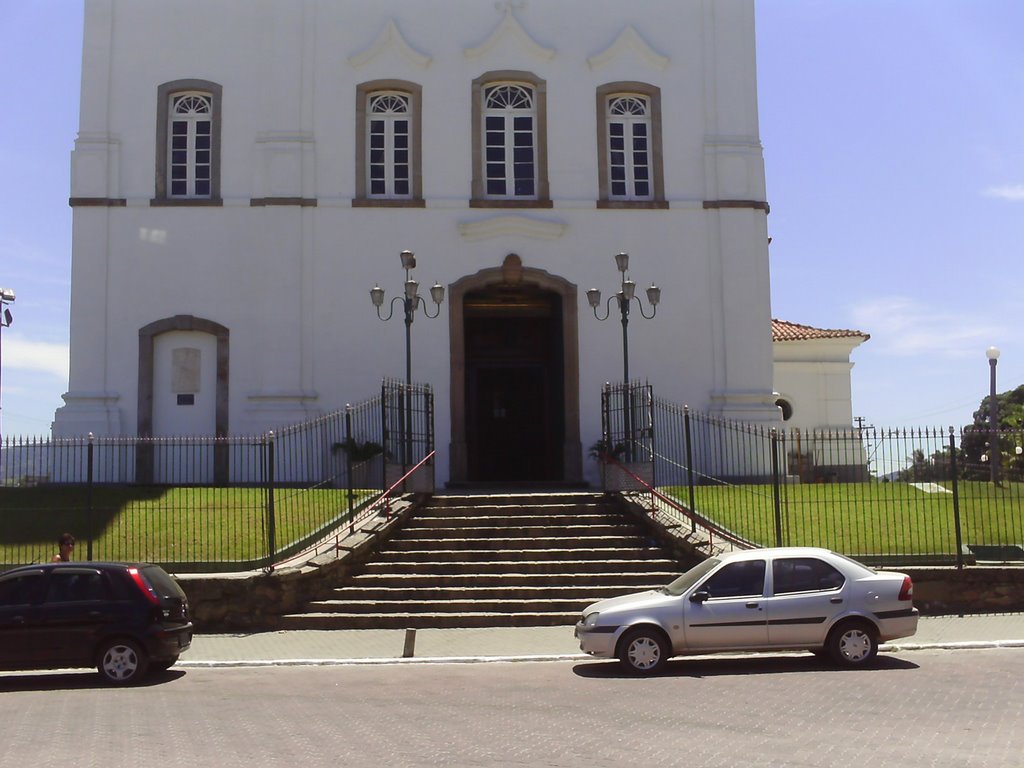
top-left (0, 562), bottom-right (193, 684)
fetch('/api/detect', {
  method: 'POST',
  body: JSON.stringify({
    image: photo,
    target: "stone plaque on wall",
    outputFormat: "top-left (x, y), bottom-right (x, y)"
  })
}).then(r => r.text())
top-left (171, 347), bottom-right (201, 393)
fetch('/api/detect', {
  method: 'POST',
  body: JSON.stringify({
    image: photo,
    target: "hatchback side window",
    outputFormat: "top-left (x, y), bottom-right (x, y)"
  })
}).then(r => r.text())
top-left (0, 573), bottom-right (46, 605)
top-left (701, 560), bottom-right (766, 599)
top-left (44, 572), bottom-right (111, 603)
top-left (773, 558), bottom-right (845, 595)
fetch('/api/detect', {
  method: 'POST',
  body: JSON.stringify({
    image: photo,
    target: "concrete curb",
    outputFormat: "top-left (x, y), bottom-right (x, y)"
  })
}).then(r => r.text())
top-left (176, 641), bottom-right (1024, 668)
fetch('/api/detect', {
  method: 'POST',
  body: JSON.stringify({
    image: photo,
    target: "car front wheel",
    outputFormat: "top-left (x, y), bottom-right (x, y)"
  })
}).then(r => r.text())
top-left (826, 621), bottom-right (878, 667)
top-left (618, 627), bottom-right (670, 675)
top-left (97, 639), bottom-right (149, 685)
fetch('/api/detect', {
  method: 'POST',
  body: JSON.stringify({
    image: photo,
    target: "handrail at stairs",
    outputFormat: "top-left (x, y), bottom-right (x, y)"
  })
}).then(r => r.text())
top-left (600, 453), bottom-right (754, 552)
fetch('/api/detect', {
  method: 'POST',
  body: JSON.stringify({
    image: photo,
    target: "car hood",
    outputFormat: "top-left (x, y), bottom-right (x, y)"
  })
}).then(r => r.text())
top-left (585, 589), bottom-right (674, 617)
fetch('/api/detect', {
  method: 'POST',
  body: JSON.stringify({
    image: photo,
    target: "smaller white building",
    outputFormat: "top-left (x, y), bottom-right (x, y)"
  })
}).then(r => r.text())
top-left (772, 319), bottom-right (869, 482)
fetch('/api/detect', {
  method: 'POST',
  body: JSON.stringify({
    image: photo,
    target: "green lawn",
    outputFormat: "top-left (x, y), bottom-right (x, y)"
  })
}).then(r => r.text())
top-left (0, 486), bottom-right (375, 569)
top-left (663, 480), bottom-right (1024, 557)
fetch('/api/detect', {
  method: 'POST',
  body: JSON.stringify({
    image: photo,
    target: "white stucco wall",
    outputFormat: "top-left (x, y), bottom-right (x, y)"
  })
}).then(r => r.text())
top-left (56, 0), bottom-right (778, 485)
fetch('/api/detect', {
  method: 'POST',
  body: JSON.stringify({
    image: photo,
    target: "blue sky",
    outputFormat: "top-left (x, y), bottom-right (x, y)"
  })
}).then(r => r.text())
top-left (0, 1), bottom-right (1022, 438)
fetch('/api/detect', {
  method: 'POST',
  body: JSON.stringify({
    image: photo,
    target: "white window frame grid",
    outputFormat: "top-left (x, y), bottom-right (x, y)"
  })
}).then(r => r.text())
top-left (168, 92), bottom-right (213, 199)
top-left (606, 95), bottom-right (653, 201)
top-left (483, 83), bottom-right (537, 200)
top-left (367, 91), bottom-right (413, 200)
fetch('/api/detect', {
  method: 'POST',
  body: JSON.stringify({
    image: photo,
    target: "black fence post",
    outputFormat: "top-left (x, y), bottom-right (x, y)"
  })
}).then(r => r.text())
top-left (86, 433), bottom-right (94, 562)
top-left (949, 426), bottom-right (964, 569)
top-left (771, 428), bottom-right (783, 547)
top-left (684, 406), bottom-right (696, 533)
top-left (266, 432), bottom-right (277, 570)
top-left (345, 405), bottom-right (355, 535)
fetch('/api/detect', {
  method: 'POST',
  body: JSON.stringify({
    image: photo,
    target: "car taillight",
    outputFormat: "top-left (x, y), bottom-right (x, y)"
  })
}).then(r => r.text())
top-left (898, 575), bottom-right (914, 601)
top-left (128, 567), bottom-right (160, 606)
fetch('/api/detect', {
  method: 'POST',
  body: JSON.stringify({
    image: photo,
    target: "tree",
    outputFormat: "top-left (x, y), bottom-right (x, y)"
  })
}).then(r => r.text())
top-left (960, 384), bottom-right (1024, 482)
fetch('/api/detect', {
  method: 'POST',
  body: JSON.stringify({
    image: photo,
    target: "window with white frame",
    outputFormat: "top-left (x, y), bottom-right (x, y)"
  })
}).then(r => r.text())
top-left (606, 95), bottom-right (652, 200)
top-left (168, 92), bottom-right (214, 199)
top-left (367, 91), bottom-right (412, 199)
top-left (483, 83), bottom-right (537, 199)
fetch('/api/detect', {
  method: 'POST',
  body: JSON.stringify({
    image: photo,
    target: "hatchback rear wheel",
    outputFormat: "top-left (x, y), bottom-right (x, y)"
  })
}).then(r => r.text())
top-left (97, 639), bottom-right (149, 684)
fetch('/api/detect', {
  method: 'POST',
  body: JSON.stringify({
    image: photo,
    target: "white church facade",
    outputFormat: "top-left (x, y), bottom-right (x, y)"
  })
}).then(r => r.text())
top-left (55, 0), bottom-right (793, 486)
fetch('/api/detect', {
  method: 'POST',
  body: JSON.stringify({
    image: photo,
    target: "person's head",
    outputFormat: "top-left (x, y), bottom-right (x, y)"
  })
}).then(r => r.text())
top-left (58, 533), bottom-right (75, 555)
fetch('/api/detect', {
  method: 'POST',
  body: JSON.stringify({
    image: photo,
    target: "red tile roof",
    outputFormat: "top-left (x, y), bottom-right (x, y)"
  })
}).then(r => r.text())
top-left (772, 319), bottom-right (870, 342)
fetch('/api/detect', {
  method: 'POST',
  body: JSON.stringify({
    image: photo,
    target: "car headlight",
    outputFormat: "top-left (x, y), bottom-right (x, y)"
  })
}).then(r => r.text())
top-left (581, 611), bottom-right (600, 629)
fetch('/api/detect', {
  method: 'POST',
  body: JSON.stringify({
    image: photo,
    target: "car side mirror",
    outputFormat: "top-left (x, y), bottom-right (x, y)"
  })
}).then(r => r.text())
top-left (690, 590), bottom-right (710, 604)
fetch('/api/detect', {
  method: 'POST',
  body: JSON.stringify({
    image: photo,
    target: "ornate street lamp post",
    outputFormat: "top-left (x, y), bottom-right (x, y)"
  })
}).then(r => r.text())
top-left (587, 254), bottom-right (660, 461)
top-left (370, 251), bottom-right (444, 468)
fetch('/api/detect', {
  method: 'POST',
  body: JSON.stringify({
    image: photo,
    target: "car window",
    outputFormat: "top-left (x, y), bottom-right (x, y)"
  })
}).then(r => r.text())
top-left (0, 572), bottom-right (46, 606)
top-left (141, 565), bottom-right (187, 599)
top-left (44, 571), bottom-right (111, 603)
top-left (772, 557), bottom-right (845, 594)
top-left (663, 557), bottom-right (720, 596)
top-left (700, 560), bottom-right (766, 599)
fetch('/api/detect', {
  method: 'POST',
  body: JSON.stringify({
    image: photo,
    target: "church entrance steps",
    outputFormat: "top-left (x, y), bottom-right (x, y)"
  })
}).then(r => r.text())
top-left (279, 492), bottom-right (686, 630)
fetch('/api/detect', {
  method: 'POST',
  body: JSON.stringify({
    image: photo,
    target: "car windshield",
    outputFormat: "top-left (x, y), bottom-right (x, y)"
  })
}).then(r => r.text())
top-left (661, 557), bottom-right (720, 596)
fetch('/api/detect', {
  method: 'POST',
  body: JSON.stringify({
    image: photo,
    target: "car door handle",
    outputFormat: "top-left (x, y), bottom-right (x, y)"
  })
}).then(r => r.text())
top-left (745, 602), bottom-right (760, 609)
top-left (830, 597), bottom-right (843, 604)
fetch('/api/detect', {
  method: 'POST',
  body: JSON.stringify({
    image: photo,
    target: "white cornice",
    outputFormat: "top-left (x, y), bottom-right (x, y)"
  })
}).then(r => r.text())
top-left (464, 9), bottom-right (556, 62)
top-left (588, 25), bottom-right (669, 71)
top-left (458, 214), bottom-right (567, 241)
top-left (349, 20), bottom-right (432, 70)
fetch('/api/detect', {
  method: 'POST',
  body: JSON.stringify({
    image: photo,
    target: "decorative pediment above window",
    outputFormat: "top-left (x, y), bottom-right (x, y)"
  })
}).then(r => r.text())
top-left (349, 20), bottom-right (432, 70)
top-left (458, 214), bottom-right (567, 242)
top-left (464, 8), bottom-right (555, 62)
top-left (588, 26), bottom-right (669, 71)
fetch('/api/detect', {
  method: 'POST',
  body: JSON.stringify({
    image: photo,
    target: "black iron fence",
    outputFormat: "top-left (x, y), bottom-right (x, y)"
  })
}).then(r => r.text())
top-left (0, 380), bottom-right (435, 572)
top-left (608, 393), bottom-right (1024, 566)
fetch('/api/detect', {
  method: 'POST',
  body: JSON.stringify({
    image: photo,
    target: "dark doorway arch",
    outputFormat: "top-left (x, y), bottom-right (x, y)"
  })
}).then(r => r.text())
top-left (449, 255), bottom-right (581, 484)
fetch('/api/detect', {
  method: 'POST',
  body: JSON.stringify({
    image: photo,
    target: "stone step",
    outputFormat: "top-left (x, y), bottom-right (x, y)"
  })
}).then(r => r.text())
top-left (404, 513), bottom-right (623, 528)
top-left (392, 524), bottom-right (642, 539)
top-left (328, 584), bottom-right (652, 602)
top-left (423, 494), bottom-right (608, 510)
top-left (374, 546), bottom-right (661, 562)
top-left (361, 558), bottom-right (677, 576)
top-left (306, 597), bottom-right (606, 614)
top-left (349, 571), bottom-right (678, 588)
top-left (278, 611), bottom-right (580, 630)
top-left (387, 528), bottom-right (643, 548)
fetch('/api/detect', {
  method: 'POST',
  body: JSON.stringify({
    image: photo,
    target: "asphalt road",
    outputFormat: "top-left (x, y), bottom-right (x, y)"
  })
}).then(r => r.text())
top-left (2, 649), bottom-right (1022, 767)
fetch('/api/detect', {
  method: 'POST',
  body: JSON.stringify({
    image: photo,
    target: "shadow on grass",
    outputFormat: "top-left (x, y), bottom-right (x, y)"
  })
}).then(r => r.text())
top-left (0, 486), bottom-right (169, 544)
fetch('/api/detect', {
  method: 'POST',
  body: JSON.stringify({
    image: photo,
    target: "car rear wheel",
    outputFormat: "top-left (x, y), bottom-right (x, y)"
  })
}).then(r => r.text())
top-left (826, 621), bottom-right (878, 667)
top-left (618, 627), bottom-right (670, 675)
top-left (97, 639), bottom-right (149, 684)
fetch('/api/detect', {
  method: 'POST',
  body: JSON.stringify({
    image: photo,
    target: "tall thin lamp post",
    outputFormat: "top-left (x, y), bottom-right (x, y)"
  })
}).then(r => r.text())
top-left (587, 253), bottom-right (660, 460)
top-left (986, 346), bottom-right (1000, 486)
top-left (370, 251), bottom-right (444, 469)
top-left (0, 288), bottom-right (15, 451)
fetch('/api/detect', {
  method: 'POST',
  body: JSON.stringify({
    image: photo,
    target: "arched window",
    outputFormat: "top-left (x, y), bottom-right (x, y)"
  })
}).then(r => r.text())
top-left (355, 81), bottom-right (422, 207)
top-left (169, 92), bottom-right (213, 198)
top-left (607, 95), bottom-right (652, 200)
top-left (154, 79), bottom-right (222, 205)
top-left (471, 72), bottom-right (549, 207)
top-left (596, 83), bottom-right (665, 208)
top-left (483, 84), bottom-right (536, 199)
top-left (368, 92), bottom-right (412, 198)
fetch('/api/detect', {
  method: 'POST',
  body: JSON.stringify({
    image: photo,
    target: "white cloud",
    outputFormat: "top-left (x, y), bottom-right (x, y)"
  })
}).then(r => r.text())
top-left (983, 184), bottom-right (1024, 201)
top-left (848, 297), bottom-right (1000, 359)
top-left (3, 336), bottom-right (70, 379)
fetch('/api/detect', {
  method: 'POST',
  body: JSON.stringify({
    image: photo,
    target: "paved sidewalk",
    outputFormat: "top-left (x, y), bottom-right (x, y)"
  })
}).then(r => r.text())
top-left (178, 613), bottom-right (1024, 667)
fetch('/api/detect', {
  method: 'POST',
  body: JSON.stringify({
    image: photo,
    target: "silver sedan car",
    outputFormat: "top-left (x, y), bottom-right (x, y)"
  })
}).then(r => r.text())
top-left (575, 547), bottom-right (919, 674)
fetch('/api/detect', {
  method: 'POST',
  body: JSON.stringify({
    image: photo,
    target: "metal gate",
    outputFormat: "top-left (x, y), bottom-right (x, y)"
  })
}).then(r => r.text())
top-left (381, 377), bottom-right (435, 492)
top-left (599, 381), bottom-right (654, 490)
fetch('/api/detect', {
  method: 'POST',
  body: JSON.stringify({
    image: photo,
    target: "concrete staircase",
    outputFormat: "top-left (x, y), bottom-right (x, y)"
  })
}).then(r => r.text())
top-left (280, 492), bottom-right (684, 629)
